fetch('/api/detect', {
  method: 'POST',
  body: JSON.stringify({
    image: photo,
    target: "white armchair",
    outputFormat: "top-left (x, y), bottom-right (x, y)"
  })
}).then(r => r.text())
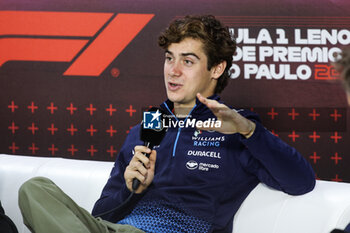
top-left (1, 154), bottom-right (350, 233)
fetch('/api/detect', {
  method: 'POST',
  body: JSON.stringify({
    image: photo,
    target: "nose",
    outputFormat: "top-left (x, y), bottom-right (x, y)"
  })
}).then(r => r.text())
top-left (169, 60), bottom-right (181, 77)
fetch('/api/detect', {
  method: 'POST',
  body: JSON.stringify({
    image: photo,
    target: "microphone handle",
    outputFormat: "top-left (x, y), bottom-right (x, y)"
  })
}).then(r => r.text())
top-left (132, 141), bottom-right (153, 191)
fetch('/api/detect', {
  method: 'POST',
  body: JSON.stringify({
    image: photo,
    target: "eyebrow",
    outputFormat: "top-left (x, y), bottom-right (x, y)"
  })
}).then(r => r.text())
top-left (165, 50), bottom-right (200, 60)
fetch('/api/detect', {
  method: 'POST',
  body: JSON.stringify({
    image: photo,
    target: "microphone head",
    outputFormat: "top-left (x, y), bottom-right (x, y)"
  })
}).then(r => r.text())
top-left (140, 107), bottom-right (167, 148)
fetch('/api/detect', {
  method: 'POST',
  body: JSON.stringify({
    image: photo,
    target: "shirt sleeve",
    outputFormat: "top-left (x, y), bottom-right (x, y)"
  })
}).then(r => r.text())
top-left (91, 126), bottom-right (144, 222)
top-left (238, 112), bottom-right (316, 195)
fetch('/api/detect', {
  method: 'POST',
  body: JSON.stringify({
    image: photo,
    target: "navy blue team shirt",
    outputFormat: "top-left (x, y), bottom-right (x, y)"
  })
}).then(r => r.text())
top-left (92, 95), bottom-right (315, 233)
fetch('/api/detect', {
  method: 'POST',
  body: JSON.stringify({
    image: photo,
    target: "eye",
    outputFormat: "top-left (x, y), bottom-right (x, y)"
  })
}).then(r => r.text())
top-left (165, 55), bottom-right (173, 63)
top-left (184, 59), bottom-right (193, 66)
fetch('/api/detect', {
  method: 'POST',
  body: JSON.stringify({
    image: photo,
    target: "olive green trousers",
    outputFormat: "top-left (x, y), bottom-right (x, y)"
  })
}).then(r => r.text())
top-left (18, 177), bottom-right (144, 233)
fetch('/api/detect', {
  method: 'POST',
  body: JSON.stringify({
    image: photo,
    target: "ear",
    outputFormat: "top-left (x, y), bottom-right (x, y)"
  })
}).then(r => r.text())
top-left (211, 61), bottom-right (227, 80)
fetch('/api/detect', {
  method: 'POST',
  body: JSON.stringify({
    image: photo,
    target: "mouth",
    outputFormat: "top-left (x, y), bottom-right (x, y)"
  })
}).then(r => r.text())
top-left (168, 82), bottom-right (182, 91)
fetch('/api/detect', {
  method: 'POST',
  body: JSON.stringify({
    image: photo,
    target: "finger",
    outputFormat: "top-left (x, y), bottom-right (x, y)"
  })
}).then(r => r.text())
top-left (196, 126), bottom-right (215, 133)
top-left (197, 93), bottom-right (217, 110)
top-left (132, 153), bottom-right (150, 169)
top-left (148, 150), bottom-right (157, 170)
top-left (197, 93), bottom-right (225, 114)
top-left (134, 145), bottom-right (152, 155)
top-left (126, 170), bottom-right (146, 186)
top-left (129, 159), bottom-right (148, 175)
top-left (196, 93), bottom-right (208, 105)
top-left (125, 165), bottom-right (146, 182)
top-left (133, 147), bottom-right (152, 168)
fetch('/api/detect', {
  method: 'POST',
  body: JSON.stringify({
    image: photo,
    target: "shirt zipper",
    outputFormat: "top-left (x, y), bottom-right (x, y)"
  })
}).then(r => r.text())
top-left (164, 103), bottom-right (197, 157)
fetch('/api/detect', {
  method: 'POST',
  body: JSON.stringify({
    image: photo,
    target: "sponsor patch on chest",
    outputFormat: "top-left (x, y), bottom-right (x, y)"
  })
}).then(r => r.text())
top-left (185, 160), bottom-right (220, 172)
top-left (192, 133), bottom-right (226, 148)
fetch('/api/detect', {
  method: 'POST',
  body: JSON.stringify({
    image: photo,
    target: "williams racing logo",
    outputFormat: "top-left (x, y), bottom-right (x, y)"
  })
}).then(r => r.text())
top-left (192, 132), bottom-right (226, 147)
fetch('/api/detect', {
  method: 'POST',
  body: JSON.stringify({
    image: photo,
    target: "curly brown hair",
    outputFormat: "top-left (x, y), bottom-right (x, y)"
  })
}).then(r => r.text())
top-left (158, 15), bottom-right (236, 94)
top-left (334, 48), bottom-right (350, 93)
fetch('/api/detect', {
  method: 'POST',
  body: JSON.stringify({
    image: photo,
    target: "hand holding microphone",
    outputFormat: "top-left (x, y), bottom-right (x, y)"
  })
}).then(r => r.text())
top-left (124, 108), bottom-right (167, 194)
top-left (95, 108), bottom-right (166, 218)
top-left (125, 146), bottom-right (157, 194)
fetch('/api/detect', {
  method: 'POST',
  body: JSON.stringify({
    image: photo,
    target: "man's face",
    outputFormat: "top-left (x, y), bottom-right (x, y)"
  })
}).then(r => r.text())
top-left (163, 37), bottom-right (218, 108)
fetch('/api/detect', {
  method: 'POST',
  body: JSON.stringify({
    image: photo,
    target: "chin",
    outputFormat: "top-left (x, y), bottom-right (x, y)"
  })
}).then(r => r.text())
top-left (166, 91), bottom-right (180, 103)
top-left (168, 96), bottom-right (181, 104)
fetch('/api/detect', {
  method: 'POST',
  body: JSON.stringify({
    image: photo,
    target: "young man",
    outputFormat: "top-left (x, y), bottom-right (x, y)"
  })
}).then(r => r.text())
top-left (92, 15), bottom-right (315, 232)
top-left (19, 15), bottom-right (315, 233)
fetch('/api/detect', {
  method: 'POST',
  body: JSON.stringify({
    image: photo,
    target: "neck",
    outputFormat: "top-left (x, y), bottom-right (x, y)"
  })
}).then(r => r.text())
top-left (173, 102), bottom-right (195, 117)
top-left (171, 92), bottom-right (216, 117)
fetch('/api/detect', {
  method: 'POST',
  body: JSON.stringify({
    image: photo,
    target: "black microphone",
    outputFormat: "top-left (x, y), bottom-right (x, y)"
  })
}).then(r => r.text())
top-left (132, 107), bottom-right (167, 191)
